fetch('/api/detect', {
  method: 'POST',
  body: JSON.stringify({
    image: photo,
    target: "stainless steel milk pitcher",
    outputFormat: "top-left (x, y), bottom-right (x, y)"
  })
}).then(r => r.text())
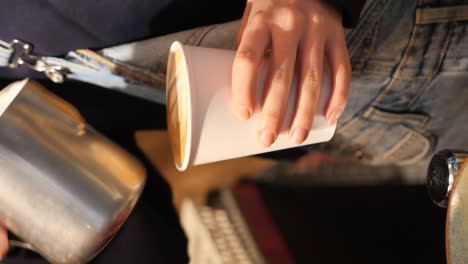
top-left (0, 79), bottom-right (146, 263)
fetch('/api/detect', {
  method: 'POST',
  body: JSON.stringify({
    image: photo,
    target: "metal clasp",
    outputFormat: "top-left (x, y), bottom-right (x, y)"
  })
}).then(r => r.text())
top-left (8, 39), bottom-right (70, 83)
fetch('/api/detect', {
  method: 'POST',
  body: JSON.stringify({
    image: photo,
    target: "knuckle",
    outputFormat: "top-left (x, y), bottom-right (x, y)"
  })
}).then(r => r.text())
top-left (235, 49), bottom-right (258, 64)
top-left (288, 7), bottom-right (305, 25)
top-left (251, 11), bottom-right (268, 25)
top-left (274, 6), bottom-right (305, 31)
top-left (303, 69), bottom-right (321, 88)
top-left (309, 13), bottom-right (325, 25)
top-left (262, 109), bottom-right (282, 122)
top-left (276, 6), bottom-right (295, 17)
top-left (273, 67), bottom-right (290, 83)
top-left (336, 91), bottom-right (349, 104)
top-left (307, 85), bottom-right (321, 100)
top-left (296, 107), bottom-right (314, 123)
top-left (296, 10), bottom-right (306, 24)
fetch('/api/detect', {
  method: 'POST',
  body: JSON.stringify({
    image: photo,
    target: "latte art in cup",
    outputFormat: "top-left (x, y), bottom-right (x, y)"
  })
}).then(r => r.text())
top-left (166, 42), bottom-right (336, 171)
top-left (166, 46), bottom-right (189, 169)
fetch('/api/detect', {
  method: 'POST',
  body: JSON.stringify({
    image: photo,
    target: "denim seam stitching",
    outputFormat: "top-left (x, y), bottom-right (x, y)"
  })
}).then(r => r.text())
top-left (347, 0), bottom-right (390, 58)
top-left (185, 28), bottom-right (206, 46)
top-left (352, 20), bottom-right (380, 73)
top-left (418, 14), bottom-right (468, 24)
top-left (383, 130), bottom-right (415, 161)
top-left (383, 129), bottom-right (430, 164)
top-left (364, 107), bottom-right (430, 127)
top-left (416, 6), bottom-right (468, 24)
top-left (339, 120), bottom-right (385, 158)
top-left (408, 22), bottom-right (455, 107)
top-left (338, 0), bottom-right (392, 134)
top-left (194, 25), bottom-right (219, 46)
top-left (369, 24), bottom-right (417, 109)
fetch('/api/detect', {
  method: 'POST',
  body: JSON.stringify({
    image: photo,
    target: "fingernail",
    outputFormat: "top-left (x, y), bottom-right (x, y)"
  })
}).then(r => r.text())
top-left (327, 107), bottom-right (344, 125)
top-left (291, 127), bottom-right (308, 144)
top-left (259, 130), bottom-right (276, 147)
top-left (236, 106), bottom-right (251, 120)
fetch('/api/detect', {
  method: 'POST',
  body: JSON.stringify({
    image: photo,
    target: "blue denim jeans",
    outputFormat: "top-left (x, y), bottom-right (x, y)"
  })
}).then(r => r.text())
top-left (64, 0), bottom-right (466, 181)
top-left (333, 0), bottom-right (468, 172)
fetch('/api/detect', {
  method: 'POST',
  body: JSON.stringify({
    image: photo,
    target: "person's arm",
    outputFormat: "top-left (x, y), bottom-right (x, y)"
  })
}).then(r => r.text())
top-left (232, 0), bottom-right (365, 147)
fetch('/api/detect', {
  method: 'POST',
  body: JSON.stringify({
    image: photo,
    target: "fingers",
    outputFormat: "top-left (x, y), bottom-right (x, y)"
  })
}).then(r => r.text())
top-left (236, 0), bottom-right (253, 46)
top-left (289, 29), bottom-right (325, 144)
top-left (0, 225), bottom-right (8, 260)
top-left (324, 32), bottom-right (351, 125)
top-left (232, 13), bottom-right (270, 121)
top-left (258, 9), bottom-right (303, 147)
top-left (235, 1), bottom-right (350, 147)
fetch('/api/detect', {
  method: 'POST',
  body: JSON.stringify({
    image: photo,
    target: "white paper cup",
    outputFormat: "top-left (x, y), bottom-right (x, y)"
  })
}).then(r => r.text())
top-left (166, 41), bottom-right (336, 171)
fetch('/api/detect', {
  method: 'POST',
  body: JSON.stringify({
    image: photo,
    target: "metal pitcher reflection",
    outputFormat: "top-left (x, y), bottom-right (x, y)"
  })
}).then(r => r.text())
top-left (0, 79), bottom-right (146, 263)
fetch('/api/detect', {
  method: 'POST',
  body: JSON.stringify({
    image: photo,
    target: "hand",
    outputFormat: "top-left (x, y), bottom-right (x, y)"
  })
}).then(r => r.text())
top-left (0, 225), bottom-right (8, 260)
top-left (232, 0), bottom-right (351, 147)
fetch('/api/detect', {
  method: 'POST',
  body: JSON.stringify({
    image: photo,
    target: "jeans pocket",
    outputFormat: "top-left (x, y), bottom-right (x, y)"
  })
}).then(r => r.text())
top-left (337, 106), bottom-right (433, 165)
